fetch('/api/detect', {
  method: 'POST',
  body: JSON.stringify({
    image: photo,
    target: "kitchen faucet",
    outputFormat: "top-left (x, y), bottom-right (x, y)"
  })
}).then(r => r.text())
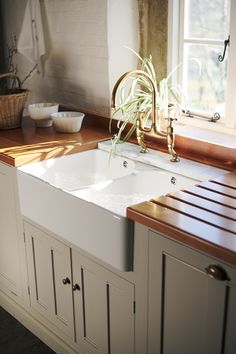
top-left (111, 70), bottom-right (179, 162)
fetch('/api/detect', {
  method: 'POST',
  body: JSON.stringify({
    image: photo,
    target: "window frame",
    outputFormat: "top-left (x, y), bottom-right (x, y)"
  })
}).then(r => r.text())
top-left (168, 0), bottom-right (236, 132)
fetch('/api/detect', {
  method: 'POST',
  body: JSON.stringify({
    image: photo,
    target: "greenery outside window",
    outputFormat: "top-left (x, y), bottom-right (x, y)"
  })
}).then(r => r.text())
top-left (168, 0), bottom-right (236, 131)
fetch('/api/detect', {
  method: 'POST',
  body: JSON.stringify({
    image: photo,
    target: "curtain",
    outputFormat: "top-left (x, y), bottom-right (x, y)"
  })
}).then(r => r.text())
top-left (0, 2), bottom-right (5, 72)
top-left (138, 0), bottom-right (168, 80)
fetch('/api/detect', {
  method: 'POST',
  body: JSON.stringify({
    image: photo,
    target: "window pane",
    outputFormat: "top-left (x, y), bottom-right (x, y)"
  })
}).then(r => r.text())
top-left (183, 44), bottom-right (227, 116)
top-left (185, 0), bottom-right (230, 40)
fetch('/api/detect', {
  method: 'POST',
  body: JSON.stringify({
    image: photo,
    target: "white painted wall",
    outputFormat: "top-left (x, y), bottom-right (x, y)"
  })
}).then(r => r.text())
top-left (1, 0), bottom-right (139, 118)
top-left (107, 0), bottom-right (139, 92)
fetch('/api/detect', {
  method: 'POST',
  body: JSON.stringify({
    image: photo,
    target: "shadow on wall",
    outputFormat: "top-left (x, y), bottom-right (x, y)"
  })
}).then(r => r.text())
top-left (30, 0), bottom-right (97, 114)
top-left (43, 51), bottom-right (87, 108)
top-left (40, 0), bottom-right (50, 77)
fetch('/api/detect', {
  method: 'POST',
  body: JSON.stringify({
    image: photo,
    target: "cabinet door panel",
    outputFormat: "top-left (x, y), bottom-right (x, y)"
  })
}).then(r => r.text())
top-left (73, 251), bottom-right (135, 354)
top-left (0, 163), bottom-right (21, 296)
top-left (162, 254), bottom-right (225, 354)
top-left (25, 222), bottom-right (74, 340)
top-left (149, 231), bottom-right (226, 354)
top-left (30, 234), bottom-right (54, 311)
top-left (73, 252), bottom-right (107, 354)
top-left (82, 267), bottom-right (106, 347)
top-left (51, 243), bottom-right (73, 329)
top-left (108, 273), bottom-right (135, 354)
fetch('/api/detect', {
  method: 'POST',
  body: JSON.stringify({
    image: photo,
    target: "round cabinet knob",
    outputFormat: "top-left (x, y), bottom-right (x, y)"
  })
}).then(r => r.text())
top-left (73, 283), bottom-right (80, 291)
top-left (62, 277), bottom-right (71, 285)
top-left (205, 265), bottom-right (228, 281)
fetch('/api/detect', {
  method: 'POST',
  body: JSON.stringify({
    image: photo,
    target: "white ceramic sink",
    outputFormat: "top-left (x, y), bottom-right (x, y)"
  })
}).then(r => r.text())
top-left (17, 148), bottom-right (199, 271)
top-left (19, 149), bottom-right (137, 191)
top-left (72, 170), bottom-right (197, 216)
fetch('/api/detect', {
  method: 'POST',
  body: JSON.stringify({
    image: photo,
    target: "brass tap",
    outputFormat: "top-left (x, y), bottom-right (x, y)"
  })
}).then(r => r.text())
top-left (111, 70), bottom-right (179, 162)
top-left (166, 117), bottom-right (179, 162)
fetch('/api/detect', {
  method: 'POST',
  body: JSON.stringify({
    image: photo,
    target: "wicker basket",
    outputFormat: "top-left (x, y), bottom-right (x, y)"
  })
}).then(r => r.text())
top-left (0, 73), bottom-right (29, 129)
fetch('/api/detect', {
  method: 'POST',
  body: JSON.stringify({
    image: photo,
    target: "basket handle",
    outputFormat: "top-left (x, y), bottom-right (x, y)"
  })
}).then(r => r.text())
top-left (0, 73), bottom-right (22, 89)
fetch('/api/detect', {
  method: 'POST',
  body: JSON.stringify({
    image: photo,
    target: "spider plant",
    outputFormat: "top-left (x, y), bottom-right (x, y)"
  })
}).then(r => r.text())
top-left (110, 51), bottom-right (184, 153)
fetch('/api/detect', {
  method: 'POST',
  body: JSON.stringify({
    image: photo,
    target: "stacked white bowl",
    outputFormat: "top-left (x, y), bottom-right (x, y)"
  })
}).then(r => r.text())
top-left (28, 103), bottom-right (59, 127)
top-left (51, 111), bottom-right (85, 133)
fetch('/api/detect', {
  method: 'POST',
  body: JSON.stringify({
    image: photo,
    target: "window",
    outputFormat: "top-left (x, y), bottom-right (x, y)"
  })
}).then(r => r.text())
top-left (168, 0), bottom-right (236, 131)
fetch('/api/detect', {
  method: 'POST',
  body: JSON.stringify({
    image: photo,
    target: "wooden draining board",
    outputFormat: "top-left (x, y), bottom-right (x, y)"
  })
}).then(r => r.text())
top-left (127, 171), bottom-right (236, 266)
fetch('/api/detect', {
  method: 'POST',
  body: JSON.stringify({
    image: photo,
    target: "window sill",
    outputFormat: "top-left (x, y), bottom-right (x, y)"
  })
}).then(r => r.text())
top-left (110, 116), bottom-right (236, 170)
top-left (172, 121), bottom-right (236, 170)
top-left (175, 120), bottom-right (236, 148)
top-left (141, 120), bottom-right (236, 171)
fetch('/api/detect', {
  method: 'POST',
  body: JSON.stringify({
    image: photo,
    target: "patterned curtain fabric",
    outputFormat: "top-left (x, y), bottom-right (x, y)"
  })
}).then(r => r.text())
top-left (138, 0), bottom-right (168, 80)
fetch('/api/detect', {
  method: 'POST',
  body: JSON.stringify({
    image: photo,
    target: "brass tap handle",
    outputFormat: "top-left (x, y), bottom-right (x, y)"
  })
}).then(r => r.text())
top-left (205, 265), bottom-right (228, 281)
top-left (165, 117), bottom-right (180, 162)
top-left (136, 119), bottom-right (148, 153)
top-left (62, 277), bottom-right (71, 285)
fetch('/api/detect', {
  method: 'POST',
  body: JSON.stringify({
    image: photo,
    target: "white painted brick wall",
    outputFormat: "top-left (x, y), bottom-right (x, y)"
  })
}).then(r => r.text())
top-left (1, 0), bottom-right (138, 118)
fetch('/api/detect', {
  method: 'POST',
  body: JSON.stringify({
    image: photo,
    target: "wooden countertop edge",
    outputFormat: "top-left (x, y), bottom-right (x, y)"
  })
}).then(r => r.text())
top-left (127, 205), bottom-right (236, 266)
top-left (0, 153), bottom-right (15, 166)
top-left (2, 141), bottom-right (101, 167)
top-left (0, 120), bottom-right (111, 166)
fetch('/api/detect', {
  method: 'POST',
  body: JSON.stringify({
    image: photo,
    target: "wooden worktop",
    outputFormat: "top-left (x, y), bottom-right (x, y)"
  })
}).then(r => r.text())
top-left (0, 114), bottom-right (111, 166)
top-left (127, 171), bottom-right (236, 266)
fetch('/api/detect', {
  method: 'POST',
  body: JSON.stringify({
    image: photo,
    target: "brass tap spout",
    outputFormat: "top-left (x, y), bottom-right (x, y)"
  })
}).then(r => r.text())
top-left (111, 70), bottom-right (155, 134)
top-left (111, 70), bottom-right (179, 162)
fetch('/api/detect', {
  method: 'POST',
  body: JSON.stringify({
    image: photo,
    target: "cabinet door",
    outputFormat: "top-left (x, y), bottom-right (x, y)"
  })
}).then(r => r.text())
top-left (24, 222), bottom-right (74, 340)
top-left (0, 162), bottom-right (21, 296)
top-left (148, 231), bottom-right (228, 354)
top-left (72, 251), bottom-right (135, 354)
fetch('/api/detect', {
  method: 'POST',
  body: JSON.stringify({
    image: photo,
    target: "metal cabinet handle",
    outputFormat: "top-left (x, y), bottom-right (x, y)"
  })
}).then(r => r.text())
top-left (205, 265), bottom-right (228, 281)
top-left (72, 283), bottom-right (80, 291)
top-left (62, 277), bottom-right (71, 285)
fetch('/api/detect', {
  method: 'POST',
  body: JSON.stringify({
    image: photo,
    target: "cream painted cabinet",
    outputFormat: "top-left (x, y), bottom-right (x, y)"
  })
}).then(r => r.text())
top-left (148, 230), bottom-right (236, 354)
top-left (24, 221), bottom-right (135, 353)
top-left (24, 222), bottom-right (75, 340)
top-left (0, 162), bottom-right (22, 298)
top-left (72, 251), bottom-right (135, 354)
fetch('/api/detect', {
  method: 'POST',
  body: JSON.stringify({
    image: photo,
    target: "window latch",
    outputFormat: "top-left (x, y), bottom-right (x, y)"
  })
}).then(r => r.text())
top-left (209, 112), bottom-right (220, 123)
top-left (218, 35), bottom-right (230, 62)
